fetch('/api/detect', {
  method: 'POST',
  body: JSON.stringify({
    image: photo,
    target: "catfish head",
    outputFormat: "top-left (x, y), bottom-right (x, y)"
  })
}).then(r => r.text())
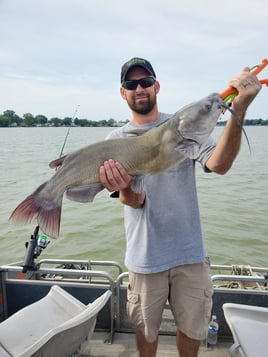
top-left (177, 92), bottom-right (223, 144)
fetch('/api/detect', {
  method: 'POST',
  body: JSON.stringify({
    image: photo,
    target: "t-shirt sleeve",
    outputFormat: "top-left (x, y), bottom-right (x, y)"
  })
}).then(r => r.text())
top-left (196, 136), bottom-right (216, 172)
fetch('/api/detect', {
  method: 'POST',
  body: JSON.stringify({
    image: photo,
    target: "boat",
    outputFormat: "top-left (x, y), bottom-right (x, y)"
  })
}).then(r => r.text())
top-left (1, 228), bottom-right (268, 356)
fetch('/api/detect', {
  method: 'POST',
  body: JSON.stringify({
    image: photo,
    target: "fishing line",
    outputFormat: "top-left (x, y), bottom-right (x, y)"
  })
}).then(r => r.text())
top-left (221, 101), bottom-right (252, 154)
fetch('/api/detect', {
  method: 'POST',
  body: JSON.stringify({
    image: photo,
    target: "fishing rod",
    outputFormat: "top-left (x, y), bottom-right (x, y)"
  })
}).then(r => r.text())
top-left (59, 104), bottom-right (80, 158)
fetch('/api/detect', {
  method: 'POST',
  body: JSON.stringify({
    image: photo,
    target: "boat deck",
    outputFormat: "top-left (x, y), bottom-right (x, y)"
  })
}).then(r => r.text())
top-left (80, 332), bottom-right (232, 357)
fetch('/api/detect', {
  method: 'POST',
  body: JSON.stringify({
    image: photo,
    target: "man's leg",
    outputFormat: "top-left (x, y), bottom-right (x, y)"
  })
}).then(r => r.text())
top-left (176, 330), bottom-right (200, 357)
top-left (127, 270), bottom-right (169, 356)
top-left (136, 328), bottom-right (158, 357)
top-left (170, 260), bottom-right (213, 356)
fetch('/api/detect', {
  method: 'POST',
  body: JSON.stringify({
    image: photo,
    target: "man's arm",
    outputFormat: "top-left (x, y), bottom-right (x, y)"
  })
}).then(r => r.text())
top-left (99, 159), bottom-right (145, 208)
top-left (206, 67), bottom-right (262, 174)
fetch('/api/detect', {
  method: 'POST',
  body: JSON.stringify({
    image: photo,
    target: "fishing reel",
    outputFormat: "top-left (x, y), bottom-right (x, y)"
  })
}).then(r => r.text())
top-left (22, 225), bottom-right (50, 273)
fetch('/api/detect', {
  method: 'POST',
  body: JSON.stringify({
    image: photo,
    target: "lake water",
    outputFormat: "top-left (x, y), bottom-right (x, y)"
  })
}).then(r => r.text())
top-left (0, 126), bottom-right (267, 269)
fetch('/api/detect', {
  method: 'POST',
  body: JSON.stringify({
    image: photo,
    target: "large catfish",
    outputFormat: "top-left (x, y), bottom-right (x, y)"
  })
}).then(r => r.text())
top-left (9, 93), bottom-right (224, 238)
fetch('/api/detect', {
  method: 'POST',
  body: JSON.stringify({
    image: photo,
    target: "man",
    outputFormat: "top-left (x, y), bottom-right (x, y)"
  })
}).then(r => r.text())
top-left (99, 57), bottom-right (261, 357)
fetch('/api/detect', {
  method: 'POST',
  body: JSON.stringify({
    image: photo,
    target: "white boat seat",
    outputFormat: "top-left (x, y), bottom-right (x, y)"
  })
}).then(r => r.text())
top-left (0, 285), bottom-right (111, 357)
top-left (223, 303), bottom-right (268, 357)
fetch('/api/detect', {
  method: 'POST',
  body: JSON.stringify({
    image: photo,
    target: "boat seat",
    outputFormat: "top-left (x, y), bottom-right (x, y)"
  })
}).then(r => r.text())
top-left (223, 303), bottom-right (268, 357)
top-left (0, 285), bottom-right (111, 357)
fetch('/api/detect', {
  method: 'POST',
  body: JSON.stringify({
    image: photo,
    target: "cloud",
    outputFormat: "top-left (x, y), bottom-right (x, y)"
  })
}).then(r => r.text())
top-left (0, 0), bottom-right (268, 119)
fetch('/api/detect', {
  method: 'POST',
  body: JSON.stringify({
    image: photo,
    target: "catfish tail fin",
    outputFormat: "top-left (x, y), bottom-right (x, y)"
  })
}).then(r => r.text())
top-left (9, 182), bottom-right (62, 238)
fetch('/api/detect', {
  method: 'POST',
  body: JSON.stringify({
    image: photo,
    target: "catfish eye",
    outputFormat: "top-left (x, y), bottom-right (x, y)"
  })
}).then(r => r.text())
top-left (205, 103), bottom-right (212, 111)
top-left (200, 102), bottom-right (212, 114)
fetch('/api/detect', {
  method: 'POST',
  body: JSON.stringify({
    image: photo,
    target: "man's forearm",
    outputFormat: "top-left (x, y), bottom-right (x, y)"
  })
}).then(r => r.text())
top-left (206, 106), bottom-right (245, 174)
top-left (206, 67), bottom-right (261, 175)
top-left (119, 187), bottom-right (145, 208)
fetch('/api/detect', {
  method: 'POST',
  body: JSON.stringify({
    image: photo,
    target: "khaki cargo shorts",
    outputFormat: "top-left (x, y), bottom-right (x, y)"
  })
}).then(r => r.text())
top-left (127, 258), bottom-right (213, 342)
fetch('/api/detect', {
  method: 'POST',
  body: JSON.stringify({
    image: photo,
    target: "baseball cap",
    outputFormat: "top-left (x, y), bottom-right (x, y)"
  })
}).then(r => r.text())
top-left (121, 57), bottom-right (156, 83)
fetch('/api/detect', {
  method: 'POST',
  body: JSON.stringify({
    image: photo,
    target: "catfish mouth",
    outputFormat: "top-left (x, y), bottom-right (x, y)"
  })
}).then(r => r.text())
top-left (181, 136), bottom-right (199, 144)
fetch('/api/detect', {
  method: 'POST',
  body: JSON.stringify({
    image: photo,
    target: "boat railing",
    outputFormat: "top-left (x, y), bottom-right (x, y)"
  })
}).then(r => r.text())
top-left (38, 258), bottom-right (123, 283)
top-left (211, 264), bottom-right (268, 290)
top-left (2, 261), bottom-right (268, 342)
top-left (212, 274), bottom-right (268, 291)
top-left (212, 274), bottom-right (268, 283)
top-left (115, 272), bottom-right (129, 332)
top-left (211, 264), bottom-right (268, 275)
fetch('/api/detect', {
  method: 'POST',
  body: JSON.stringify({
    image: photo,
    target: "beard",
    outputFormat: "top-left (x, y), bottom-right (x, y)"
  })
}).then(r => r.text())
top-left (126, 93), bottom-right (157, 115)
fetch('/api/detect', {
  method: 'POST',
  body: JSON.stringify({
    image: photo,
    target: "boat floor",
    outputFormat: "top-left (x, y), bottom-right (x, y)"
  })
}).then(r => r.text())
top-left (80, 332), bottom-right (232, 357)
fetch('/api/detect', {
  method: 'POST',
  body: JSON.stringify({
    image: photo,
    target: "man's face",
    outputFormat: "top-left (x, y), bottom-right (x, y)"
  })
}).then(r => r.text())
top-left (121, 67), bottom-right (159, 115)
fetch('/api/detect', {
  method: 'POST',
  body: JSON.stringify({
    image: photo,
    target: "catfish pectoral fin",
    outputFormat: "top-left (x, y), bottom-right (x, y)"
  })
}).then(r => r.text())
top-left (9, 182), bottom-right (62, 239)
top-left (178, 140), bottom-right (200, 159)
top-left (65, 183), bottom-right (104, 203)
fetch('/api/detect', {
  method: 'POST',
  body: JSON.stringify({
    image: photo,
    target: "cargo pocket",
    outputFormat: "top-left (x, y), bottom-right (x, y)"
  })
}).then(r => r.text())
top-left (127, 287), bottom-right (139, 304)
top-left (127, 285), bottom-right (143, 327)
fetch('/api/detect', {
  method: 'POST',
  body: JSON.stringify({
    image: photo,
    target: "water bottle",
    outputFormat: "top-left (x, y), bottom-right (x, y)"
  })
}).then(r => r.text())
top-left (207, 315), bottom-right (219, 345)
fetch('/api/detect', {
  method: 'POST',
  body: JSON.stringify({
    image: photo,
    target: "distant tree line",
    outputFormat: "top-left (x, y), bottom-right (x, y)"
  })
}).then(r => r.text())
top-left (0, 110), bottom-right (268, 128)
top-left (217, 118), bottom-right (268, 126)
top-left (0, 110), bottom-right (129, 128)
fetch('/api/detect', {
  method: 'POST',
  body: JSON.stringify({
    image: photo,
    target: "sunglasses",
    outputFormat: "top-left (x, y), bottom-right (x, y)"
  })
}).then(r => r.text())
top-left (122, 76), bottom-right (156, 90)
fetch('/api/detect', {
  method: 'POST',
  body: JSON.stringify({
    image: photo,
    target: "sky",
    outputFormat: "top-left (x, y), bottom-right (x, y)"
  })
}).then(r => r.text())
top-left (1, 0), bottom-right (268, 121)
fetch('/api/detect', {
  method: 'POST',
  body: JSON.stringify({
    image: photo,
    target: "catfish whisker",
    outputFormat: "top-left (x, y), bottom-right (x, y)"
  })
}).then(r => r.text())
top-left (220, 100), bottom-right (252, 154)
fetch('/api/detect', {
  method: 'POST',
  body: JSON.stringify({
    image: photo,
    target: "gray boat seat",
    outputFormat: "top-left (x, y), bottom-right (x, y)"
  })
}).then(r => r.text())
top-left (223, 303), bottom-right (268, 357)
top-left (0, 285), bottom-right (111, 357)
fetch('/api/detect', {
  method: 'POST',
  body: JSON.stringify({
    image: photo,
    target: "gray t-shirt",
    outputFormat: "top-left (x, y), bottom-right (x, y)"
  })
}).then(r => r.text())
top-left (107, 113), bottom-right (216, 274)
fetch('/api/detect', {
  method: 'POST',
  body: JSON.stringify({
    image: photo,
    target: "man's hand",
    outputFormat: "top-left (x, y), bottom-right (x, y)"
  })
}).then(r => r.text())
top-left (206, 67), bottom-right (261, 175)
top-left (99, 159), bottom-right (145, 208)
top-left (99, 159), bottom-right (133, 192)
top-left (229, 67), bottom-right (262, 113)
